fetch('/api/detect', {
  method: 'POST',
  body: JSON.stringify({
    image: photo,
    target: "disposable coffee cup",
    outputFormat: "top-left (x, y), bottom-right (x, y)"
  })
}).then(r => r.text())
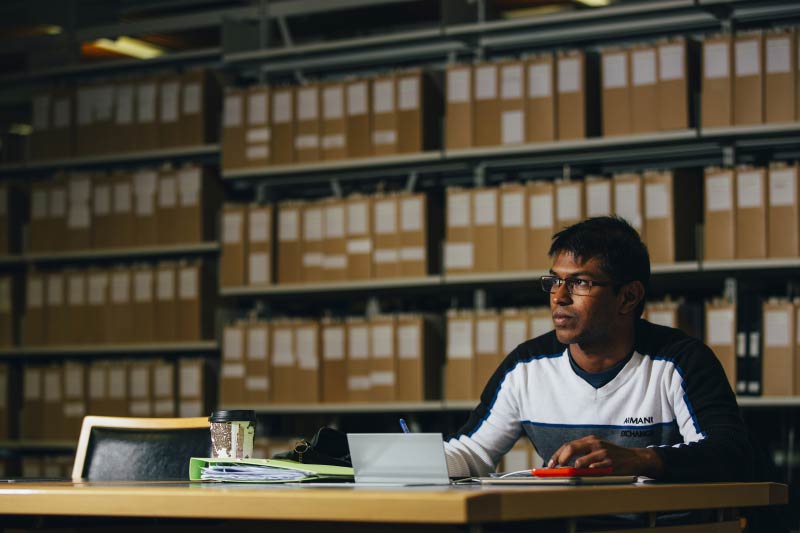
top-left (208, 410), bottom-right (256, 459)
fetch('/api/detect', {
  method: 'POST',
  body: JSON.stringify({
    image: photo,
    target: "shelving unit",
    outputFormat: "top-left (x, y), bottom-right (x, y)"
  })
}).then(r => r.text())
top-left (20, 242), bottom-right (219, 264)
top-left (0, 341), bottom-right (219, 358)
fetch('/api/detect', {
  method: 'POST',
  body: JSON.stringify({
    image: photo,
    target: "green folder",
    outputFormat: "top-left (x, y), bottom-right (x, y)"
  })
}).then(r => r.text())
top-left (189, 457), bottom-right (354, 483)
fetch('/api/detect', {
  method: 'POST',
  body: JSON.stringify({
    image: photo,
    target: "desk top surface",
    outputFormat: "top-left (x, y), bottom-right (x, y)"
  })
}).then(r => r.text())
top-left (0, 480), bottom-right (787, 524)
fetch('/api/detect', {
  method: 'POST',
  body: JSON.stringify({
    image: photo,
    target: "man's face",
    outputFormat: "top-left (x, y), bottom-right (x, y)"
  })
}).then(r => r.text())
top-left (549, 252), bottom-right (621, 347)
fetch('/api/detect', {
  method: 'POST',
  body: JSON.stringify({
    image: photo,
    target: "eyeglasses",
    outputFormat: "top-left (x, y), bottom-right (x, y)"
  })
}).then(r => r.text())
top-left (540, 275), bottom-right (615, 296)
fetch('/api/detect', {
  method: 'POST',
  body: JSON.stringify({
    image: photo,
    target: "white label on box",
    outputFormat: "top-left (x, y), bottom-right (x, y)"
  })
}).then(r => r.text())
top-left (528, 63), bottom-right (552, 98)
top-left (28, 278), bottom-right (44, 308)
top-left (180, 365), bottom-right (201, 397)
top-left (764, 310), bottom-right (791, 347)
top-left (272, 329), bottom-right (294, 367)
top-left (531, 317), bottom-right (552, 338)
top-left (325, 205), bottom-right (345, 238)
top-left (475, 65), bottom-right (497, 100)
top-left (400, 246), bottom-right (424, 261)
top-left (249, 252), bottom-right (269, 284)
top-left (706, 174), bottom-right (733, 212)
top-left (303, 208), bottom-right (323, 241)
top-left (648, 310), bottom-right (676, 329)
top-left (273, 91), bottom-right (292, 124)
top-left (349, 325), bottom-right (369, 360)
top-left (223, 212), bottom-right (243, 244)
top-left (134, 169), bottom-right (158, 194)
top-left (154, 367), bottom-right (173, 397)
top-left (69, 177), bottom-right (91, 204)
top-left (444, 242), bottom-right (474, 270)
top-left (767, 37), bottom-right (791, 74)
top-left (372, 129), bottom-right (397, 145)
top-left (501, 110), bottom-right (524, 145)
top-left (659, 44), bottom-right (684, 81)
top-left (398, 324), bottom-right (420, 360)
top-left (33, 94), bottom-right (50, 130)
top-left (157, 269), bottom-right (175, 301)
top-left (503, 320), bottom-right (527, 354)
top-left (501, 64), bottom-right (523, 100)
top-left (603, 53), bottom-right (627, 89)
top-left (586, 182), bottom-right (611, 218)
top-left (558, 58), bottom-right (580, 93)
top-left (347, 82), bottom-right (367, 115)
top-left (130, 367), bottom-right (148, 398)
top-left (224, 328), bottom-right (243, 360)
top-left (224, 94), bottom-right (243, 127)
top-left (347, 238), bottom-right (372, 254)
top-left (279, 209), bottom-right (299, 242)
top-left (47, 275), bottom-right (64, 306)
top-left (293, 328), bottom-right (322, 367)
top-left (474, 190), bottom-right (497, 226)
top-left (556, 185), bottom-right (580, 221)
top-left (736, 171), bottom-right (763, 209)
top-left (89, 367), bottom-right (106, 399)
top-left (114, 182), bottom-right (132, 214)
top-left (769, 169), bottom-right (797, 207)
top-left (54, 97), bottom-right (70, 128)
top-left (374, 249), bottom-right (399, 263)
top-left (476, 319), bottom-right (498, 354)
top-left (448, 192), bottom-right (470, 228)
top-left (183, 82), bottom-right (201, 115)
top-left (323, 327), bottom-right (345, 361)
top-left (632, 49), bottom-right (656, 86)
top-left (65, 401), bottom-right (86, 418)
top-left (323, 86), bottom-right (344, 119)
top-left (298, 87), bottom-right (319, 120)
top-left (178, 168), bottom-right (201, 207)
top-left (347, 202), bottom-right (368, 235)
top-left (158, 176), bottom-right (177, 208)
top-left (160, 81), bottom-right (180, 123)
top-left (50, 187), bottom-right (66, 217)
top-left (249, 210), bottom-right (270, 243)
top-left (24, 369), bottom-right (41, 400)
top-left (295, 134), bottom-right (320, 150)
top-left (348, 376), bottom-right (370, 391)
top-left (401, 197), bottom-right (423, 232)
top-left (109, 368), bottom-right (126, 399)
top-left (447, 69), bottom-right (470, 103)
top-left (705, 42), bottom-right (730, 79)
top-left (137, 83), bottom-right (157, 123)
top-left (32, 190), bottom-right (48, 219)
top-left (134, 271), bottom-right (153, 303)
top-left (67, 205), bottom-right (90, 229)
top-left (88, 275), bottom-right (107, 305)
top-left (371, 371), bottom-right (395, 387)
top-left (180, 400), bottom-right (203, 418)
top-left (707, 308), bottom-right (735, 345)
top-left (373, 80), bottom-right (394, 113)
top-left (44, 371), bottom-right (62, 401)
top-left (502, 192), bottom-right (524, 227)
top-left (245, 377), bottom-right (269, 391)
top-left (645, 183), bottom-right (669, 220)
top-left (303, 252), bottom-right (323, 267)
top-left (615, 182), bottom-right (642, 229)
top-left (735, 40), bottom-right (760, 77)
top-left (324, 255), bottom-right (347, 271)
top-left (111, 272), bottom-right (130, 304)
top-left (371, 325), bottom-right (393, 359)
top-left (116, 85), bottom-right (134, 124)
top-left (246, 146), bottom-right (269, 160)
top-left (447, 319), bottom-right (473, 359)
top-left (248, 92), bottom-right (268, 124)
top-left (248, 328), bottom-right (268, 361)
top-left (375, 200), bottom-right (397, 235)
top-left (399, 77), bottom-right (419, 110)
top-left (93, 184), bottom-right (111, 215)
top-left (179, 268), bottom-right (198, 300)
top-left (322, 134), bottom-right (345, 149)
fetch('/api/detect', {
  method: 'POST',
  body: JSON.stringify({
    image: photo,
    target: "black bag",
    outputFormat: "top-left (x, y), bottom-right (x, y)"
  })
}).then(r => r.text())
top-left (272, 427), bottom-right (352, 468)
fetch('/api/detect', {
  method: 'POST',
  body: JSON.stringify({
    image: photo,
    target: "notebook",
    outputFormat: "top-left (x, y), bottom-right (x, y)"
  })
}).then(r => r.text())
top-left (346, 433), bottom-right (451, 486)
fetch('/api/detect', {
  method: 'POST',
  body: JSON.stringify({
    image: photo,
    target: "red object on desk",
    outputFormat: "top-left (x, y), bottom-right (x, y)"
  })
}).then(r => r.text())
top-left (531, 467), bottom-right (614, 477)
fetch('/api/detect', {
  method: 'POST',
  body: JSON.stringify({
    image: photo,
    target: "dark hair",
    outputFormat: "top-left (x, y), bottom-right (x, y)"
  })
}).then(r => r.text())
top-left (548, 216), bottom-right (650, 316)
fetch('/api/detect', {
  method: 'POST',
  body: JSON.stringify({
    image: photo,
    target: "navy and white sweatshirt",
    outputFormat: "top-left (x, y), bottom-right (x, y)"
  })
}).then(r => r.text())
top-left (444, 319), bottom-right (754, 482)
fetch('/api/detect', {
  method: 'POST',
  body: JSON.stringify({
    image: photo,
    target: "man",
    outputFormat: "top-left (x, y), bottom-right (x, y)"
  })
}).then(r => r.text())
top-left (444, 216), bottom-right (754, 482)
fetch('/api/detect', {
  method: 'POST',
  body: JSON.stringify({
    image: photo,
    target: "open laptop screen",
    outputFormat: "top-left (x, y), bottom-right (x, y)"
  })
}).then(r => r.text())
top-left (346, 433), bottom-right (451, 485)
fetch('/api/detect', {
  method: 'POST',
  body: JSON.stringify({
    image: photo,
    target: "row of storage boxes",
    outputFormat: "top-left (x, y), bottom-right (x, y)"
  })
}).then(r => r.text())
top-left (219, 314), bottom-right (443, 405)
top-left (25, 165), bottom-right (218, 254)
top-left (0, 359), bottom-right (214, 441)
top-left (29, 69), bottom-right (220, 160)
top-left (0, 455), bottom-right (74, 479)
top-left (17, 261), bottom-right (214, 346)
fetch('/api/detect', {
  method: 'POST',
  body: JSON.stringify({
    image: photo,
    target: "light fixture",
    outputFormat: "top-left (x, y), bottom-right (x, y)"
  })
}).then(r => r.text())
top-left (92, 36), bottom-right (164, 59)
top-left (576, 0), bottom-right (611, 6)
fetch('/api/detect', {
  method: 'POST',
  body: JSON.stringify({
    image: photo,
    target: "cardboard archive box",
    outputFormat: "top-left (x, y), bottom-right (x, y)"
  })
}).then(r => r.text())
top-left (132, 264), bottom-right (156, 342)
top-left (65, 269), bottom-right (87, 345)
top-left (0, 185), bottom-right (22, 255)
top-left (301, 200), bottom-right (324, 283)
top-left (152, 360), bottom-right (176, 417)
top-left (24, 273), bottom-right (46, 346)
top-left (345, 79), bottom-right (371, 158)
top-left (373, 194), bottom-right (401, 278)
top-left (29, 183), bottom-right (49, 253)
top-left (87, 361), bottom-right (108, 415)
top-left (321, 81), bottom-right (347, 160)
top-left (734, 30), bottom-right (764, 125)
top-left (527, 180), bottom-right (555, 270)
top-left (178, 164), bottom-right (219, 244)
top-left (645, 299), bottom-right (691, 335)
top-left (157, 166), bottom-right (179, 245)
top-left (500, 183), bottom-right (528, 271)
top-left (220, 204), bottom-right (247, 287)
top-left (271, 320), bottom-right (297, 403)
top-left (222, 88), bottom-right (247, 170)
top-left (322, 199), bottom-right (348, 282)
top-left (74, 83), bottom-right (94, 157)
top-left (555, 179), bottom-right (584, 230)
top-left (44, 272), bottom-right (66, 346)
top-left (110, 171), bottom-right (136, 248)
top-left (295, 320), bottom-right (321, 403)
top-left (704, 167), bottom-right (736, 260)
top-left (445, 64), bottom-right (473, 150)
top-left (321, 319), bottom-right (348, 403)
top-left (21, 365), bottom-right (43, 439)
top-left (369, 315), bottom-right (397, 402)
top-left (346, 318), bottom-right (371, 402)
top-left (585, 175), bottom-right (612, 219)
top-left (658, 37), bottom-right (694, 131)
top-left (294, 83), bottom-right (321, 162)
top-left (133, 168), bottom-right (159, 246)
top-left (271, 87), bottom-right (295, 165)
top-left (474, 310), bottom-right (500, 399)
top-left (705, 299), bottom-right (737, 391)
top-left (158, 75), bottom-right (182, 148)
top-left (701, 34), bottom-right (734, 128)
top-left (764, 29), bottom-right (797, 123)
top-left (643, 170), bottom-right (701, 264)
top-left (66, 173), bottom-right (92, 251)
top-left (95, 82), bottom-right (116, 155)
top-left (473, 62), bottom-right (501, 146)
top-left (247, 205), bottom-right (272, 286)
top-left (177, 259), bottom-right (214, 341)
top-left (444, 188), bottom-right (473, 274)
top-left (0, 363), bottom-right (19, 440)
top-left (178, 358), bottom-right (214, 418)
top-left (86, 268), bottom-right (110, 344)
top-left (502, 308), bottom-right (529, 360)
top-left (601, 47), bottom-right (632, 136)
top-left (472, 187), bottom-right (501, 273)
top-left (30, 91), bottom-right (53, 161)
top-left (42, 364), bottom-right (64, 439)
top-left (397, 68), bottom-right (441, 153)
top-left (767, 163), bottom-right (799, 258)
top-left (112, 78), bottom-right (136, 154)
top-left (498, 60), bottom-right (526, 146)
top-left (109, 267), bottom-right (133, 343)
top-left (50, 87), bottom-right (74, 159)
top-left (445, 310), bottom-right (475, 401)
top-left (244, 86), bottom-right (272, 168)
top-left (277, 202), bottom-right (303, 284)
top-left (735, 166), bottom-right (767, 259)
top-left (525, 54), bottom-right (556, 142)
top-left (62, 361), bottom-right (86, 440)
top-left (396, 313), bottom-right (442, 402)
top-left (631, 44), bottom-right (659, 134)
top-left (220, 321), bottom-right (247, 405)
top-left (180, 69), bottom-right (221, 146)
top-left (613, 173), bottom-right (645, 238)
top-left (557, 50), bottom-right (598, 140)
top-left (245, 321), bottom-right (270, 404)
top-left (371, 74), bottom-right (398, 155)
top-left (346, 195), bottom-right (373, 280)
top-left (48, 176), bottom-right (68, 253)
top-left (529, 306), bottom-right (552, 339)
top-left (762, 299), bottom-right (795, 396)
top-left (107, 362), bottom-right (129, 416)
top-left (135, 76), bottom-right (159, 152)
top-left (0, 276), bottom-right (15, 347)
top-left (399, 192), bottom-right (431, 277)
top-left (154, 262), bottom-right (178, 342)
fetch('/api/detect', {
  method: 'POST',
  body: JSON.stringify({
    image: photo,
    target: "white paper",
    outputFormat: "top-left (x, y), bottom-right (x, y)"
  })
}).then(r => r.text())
top-left (648, 310), bottom-right (676, 329)
top-left (347, 82), bottom-right (367, 115)
top-left (558, 58), bottom-right (580, 93)
top-left (160, 81), bottom-right (180, 123)
top-left (764, 310), bottom-right (790, 347)
top-left (501, 110), bottom-right (524, 145)
top-left (503, 320), bottom-right (527, 354)
top-left (556, 185), bottom-right (580, 221)
top-left (398, 324), bottom-right (420, 360)
top-left (224, 94), bottom-right (243, 127)
top-left (475, 65), bottom-right (497, 100)
top-left (705, 42), bottom-right (730, 79)
top-left (373, 80), bottom-right (394, 114)
top-left (400, 197), bottom-right (423, 232)
top-left (769, 169), bottom-right (797, 207)
top-left (447, 319), bottom-right (474, 359)
top-left (93, 184), bottom-right (111, 216)
top-left (111, 271), bottom-right (130, 304)
top-left (735, 40), bottom-right (760, 77)
top-left (273, 91), bottom-right (292, 124)
top-left (706, 174), bottom-right (733, 212)
top-left (278, 209), bottom-right (299, 242)
top-left (115, 85), bottom-right (134, 124)
top-left (767, 37), bottom-right (791, 74)
top-left (323, 86), bottom-right (344, 119)
top-left (659, 44), bottom-right (685, 81)
top-left (474, 190), bottom-right (497, 226)
top-left (645, 183), bottom-right (670, 220)
top-left (371, 324), bottom-right (394, 359)
top-left (157, 269), bottom-right (175, 301)
top-left (444, 242), bottom-right (474, 269)
top-left (249, 252), bottom-right (269, 284)
top-left (303, 207), bottom-right (323, 241)
top-left (134, 271), bottom-right (153, 303)
top-left (448, 192), bottom-right (471, 228)
top-left (46, 275), bottom-right (64, 307)
top-left (736, 171), bottom-right (764, 209)
top-left (223, 212), bottom-right (243, 244)
top-left (528, 63), bottom-right (552, 98)
top-left (586, 181), bottom-right (612, 218)
top-left (501, 192), bottom-right (524, 228)
top-left (632, 49), bottom-right (656, 86)
top-left (603, 53), bottom-right (627, 89)
top-left (179, 268), bottom-right (198, 300)
top-left (272, 329), bottom-right (294, 367)
top-left (298, 87), bottom-right (319, 121)
top-left (530, 193), bottom-right (553, 229)
top-left (374, 200), bottom-right (397, 235)
top-left (615, 181), bottom-right (642, 229)
top-left (349, 325), bottom-right (369, 360)
top-left (707, 308), bottom-right (735, 345)
top-left (183, 82), bottom-right (201, 115)
top-left (224, 328), bottom-right (244, 361)
top-left (248, 327), bottom-right (268, 361)
top-left (325, 205), bottom-right (345, 239)
top-left (476, 319), bottom-right (498, 354)
top-left (447, 69), bottom-right (470, 103)
top-left (323, 327), bottom-right (345, 361)
top-left (398, 77), bottom-right (419, 110)
top-left (501, 64), bottom-right (523, 100)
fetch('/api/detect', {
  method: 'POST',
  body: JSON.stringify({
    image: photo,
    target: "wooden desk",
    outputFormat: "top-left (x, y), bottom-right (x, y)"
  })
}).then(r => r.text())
top-left (0, 481), bottom-right (787, 531)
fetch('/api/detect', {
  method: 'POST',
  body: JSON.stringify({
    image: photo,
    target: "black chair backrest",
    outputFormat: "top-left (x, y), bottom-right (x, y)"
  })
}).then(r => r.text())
top-left (83, 427), bottom-right (211, 481)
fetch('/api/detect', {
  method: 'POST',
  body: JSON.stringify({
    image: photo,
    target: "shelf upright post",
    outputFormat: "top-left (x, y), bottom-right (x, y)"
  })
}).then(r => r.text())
top-left (474, 289), bottom-right (486, 312)
top-left (473, 163), bottom-right (486, 187)
top-left (722, 145), bottom-right (735, 169)
top-left (330, 178), bottom-right (343, 199)
top-left (405, 171), bottom-right (419, 193)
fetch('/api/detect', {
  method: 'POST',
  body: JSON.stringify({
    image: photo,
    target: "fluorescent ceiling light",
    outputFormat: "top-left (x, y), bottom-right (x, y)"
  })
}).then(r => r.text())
top-left (93, 36), bottom-right (164, 59)
top-left (576, 0), bottom-right (611, 6)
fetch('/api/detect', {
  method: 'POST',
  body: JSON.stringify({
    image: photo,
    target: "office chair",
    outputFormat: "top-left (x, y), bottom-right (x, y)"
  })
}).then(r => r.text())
top-left (72, 416), bottom-right (211, 481)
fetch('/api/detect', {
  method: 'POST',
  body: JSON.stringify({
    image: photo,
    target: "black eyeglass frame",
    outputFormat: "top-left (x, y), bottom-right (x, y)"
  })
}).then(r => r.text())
top-left (539, 275), bottom-right (620, 295)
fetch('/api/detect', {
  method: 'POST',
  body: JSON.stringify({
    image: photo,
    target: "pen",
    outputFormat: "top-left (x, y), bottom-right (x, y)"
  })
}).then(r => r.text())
top-left (399, 418), bottom-right (410, 434)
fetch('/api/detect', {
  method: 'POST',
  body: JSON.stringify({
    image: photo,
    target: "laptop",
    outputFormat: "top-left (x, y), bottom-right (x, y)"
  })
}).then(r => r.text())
top-left (346, 433), bottom-right (451, 486)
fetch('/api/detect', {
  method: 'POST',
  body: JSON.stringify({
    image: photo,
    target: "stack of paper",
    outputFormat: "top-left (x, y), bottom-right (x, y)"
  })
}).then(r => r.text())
top-left (189, 457), bottom-right (354, 483)
top-left (201, 464), bottom-right (311, 482)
